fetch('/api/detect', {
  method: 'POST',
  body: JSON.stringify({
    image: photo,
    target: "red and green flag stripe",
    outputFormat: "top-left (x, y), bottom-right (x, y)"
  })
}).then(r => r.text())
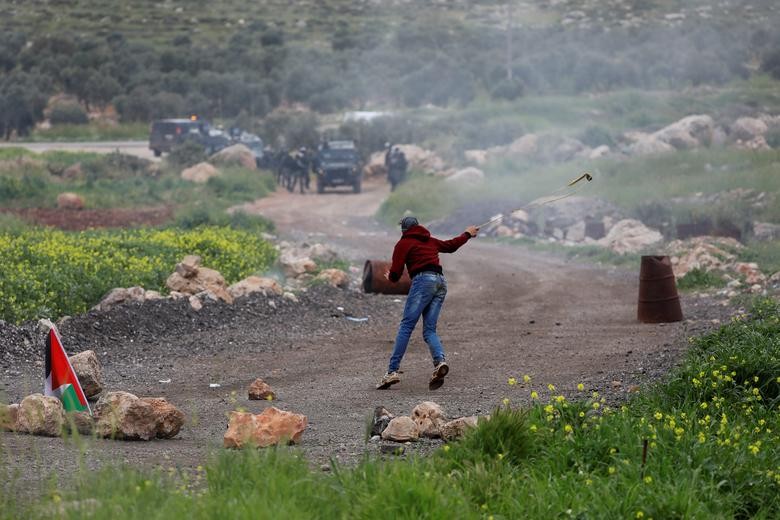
top-left (44, 325), bottom-right (90, 414)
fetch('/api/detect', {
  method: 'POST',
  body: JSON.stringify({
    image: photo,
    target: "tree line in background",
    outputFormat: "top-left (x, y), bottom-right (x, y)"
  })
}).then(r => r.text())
top-left (1, 16), bottom-right (780, 139)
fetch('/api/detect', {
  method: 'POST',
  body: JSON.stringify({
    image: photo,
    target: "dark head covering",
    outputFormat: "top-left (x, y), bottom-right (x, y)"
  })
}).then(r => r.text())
top-left (399, 216), bottom-right (419, 232)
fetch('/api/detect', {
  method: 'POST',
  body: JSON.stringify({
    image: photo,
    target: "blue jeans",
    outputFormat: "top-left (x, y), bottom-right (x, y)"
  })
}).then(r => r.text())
top-left (388, 272), bottom-right (447, 372)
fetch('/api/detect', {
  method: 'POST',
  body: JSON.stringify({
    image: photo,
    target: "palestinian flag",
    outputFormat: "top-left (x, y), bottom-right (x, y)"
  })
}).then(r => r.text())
top-left (44, 323), bottom-right (90, 414)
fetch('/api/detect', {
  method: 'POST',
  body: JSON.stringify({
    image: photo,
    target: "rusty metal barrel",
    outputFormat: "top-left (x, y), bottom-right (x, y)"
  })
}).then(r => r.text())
top-left (362, 260), bottom-right (411, 295)
top-left (637, 255), bottom-right (683, 323)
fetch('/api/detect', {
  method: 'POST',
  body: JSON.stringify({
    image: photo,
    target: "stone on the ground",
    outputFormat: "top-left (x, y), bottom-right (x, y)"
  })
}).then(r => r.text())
top-left (394, 144), bottom-right (446, 174)
top-left (166, 260), bottom-right (233, 303)
top-left (381, 416), bottom-right (419, 442)
top-left (307, 243), bottom-right (339, 264)
top-left (94, 391), bottom-right (158, 441)
top-left (57, 192), bottom-right (85, 210)
top-left (175, 255), bottom-right (202, 278)
top-left (1, 403), bottom-right (19, 431)
top-left (62, 162), bottom-right (83, 180)
top-left (283, 292), bottom-right (299, 303)
top-left (229, 276), bottom-right (283, 298)
top-left (731, 117), bottom-right (768, 141)
top-left (69, 350), bottom-right (103, 399)
top-left (181, 162), bottom-right (220, 183)
top-left (652, 115), bottom-right (714, 149)
top-left (464, 149), bottom-right (488, 164)
top-left (140, 397), bottom-right (185, 439)
top-left (597, 219), bottom-right (663, 254)
top-left (753, 222), bottom-right (780, 242)
top-left (63, 411), bottom-right (95, 435)
top-left (371, 406), bottom-right (394, 437)
top-left (279, 251), bottom-right (318, 278)
top-left (247, 378), bottom-right (276, 401)
top-left (93, 286), bottom-right (146, 312)
top-left (734, 262), bottom-right (766, 285)
top-left (565, 221), bottom-right (586, 242)
top-left (315, 268), bottom-right (350, 289)
top-left (445, 167), bottom-right (484, 185)
top-left (223, 407), bottom-right (307, 448)
top-left (188, 295), bottom-right (203, 311)
top-left (507, 134), bottom-right (538, 157)
top-left (440, 416), bottom-right (480, 441)
top-left (495, 225), bottom-right (514, 238)
top-left (412, 401), bottom-right (446, 438)
top-left (17, 394), bottom-right (65, 437)
top-left (626, 134), bottom-right (675, 156)
top-left (589, 145), bottom-right (610, 159)
top-left (210, 144), bottom-right (257, 170)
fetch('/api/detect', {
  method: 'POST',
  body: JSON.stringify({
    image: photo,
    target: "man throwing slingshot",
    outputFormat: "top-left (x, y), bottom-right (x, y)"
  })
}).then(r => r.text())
top-left (377, 216), bottom-right (479, 390)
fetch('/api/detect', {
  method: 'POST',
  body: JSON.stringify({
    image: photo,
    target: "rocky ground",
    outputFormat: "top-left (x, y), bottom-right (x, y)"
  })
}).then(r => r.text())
top-left (0, 178), bottom-right (748, 498)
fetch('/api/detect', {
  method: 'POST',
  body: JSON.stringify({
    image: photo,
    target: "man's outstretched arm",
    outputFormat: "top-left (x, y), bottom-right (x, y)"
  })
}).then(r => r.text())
top-left (436, 226), bottom-right (479, 253)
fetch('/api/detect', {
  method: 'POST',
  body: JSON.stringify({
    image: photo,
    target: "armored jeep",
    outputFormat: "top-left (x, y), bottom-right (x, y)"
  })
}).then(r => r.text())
top-left (315, 140), bottom-right (362, 194)
top-left (149, 118), bottom-right (230, 157)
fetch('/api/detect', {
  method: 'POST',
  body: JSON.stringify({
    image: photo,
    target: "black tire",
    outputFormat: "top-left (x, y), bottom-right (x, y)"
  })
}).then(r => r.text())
top-left (353, 178), bottom-right (362, 194)
top-left (153, 149), bottom-right (162, 157)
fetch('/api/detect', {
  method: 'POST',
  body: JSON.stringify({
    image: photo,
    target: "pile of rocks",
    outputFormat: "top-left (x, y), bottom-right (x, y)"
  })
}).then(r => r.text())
top-left (466, 133), bottom-right (601, 166)
top-left (93, 254), bottom-right (302, 313)
top-left (1, 350), bottom-right (184, 441)
top-left (370, 402), bottom-right (482, 445)
top-left (277, 242), bottom-right (351, 289)
top-left (667, 236), bottom-right (778, 295)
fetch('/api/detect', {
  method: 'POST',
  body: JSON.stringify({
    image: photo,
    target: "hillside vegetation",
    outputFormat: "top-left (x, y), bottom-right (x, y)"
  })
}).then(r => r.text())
top-left (1, 0), bottom-right (779, 141)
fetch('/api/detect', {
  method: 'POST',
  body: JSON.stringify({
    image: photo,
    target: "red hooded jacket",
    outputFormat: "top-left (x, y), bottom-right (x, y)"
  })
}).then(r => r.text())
top-left (388, 224), bottom-right (472, 282)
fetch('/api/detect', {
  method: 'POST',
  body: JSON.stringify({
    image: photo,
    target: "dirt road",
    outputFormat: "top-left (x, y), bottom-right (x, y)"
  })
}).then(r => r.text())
top-left (1, 177), bottom-right (699, 495)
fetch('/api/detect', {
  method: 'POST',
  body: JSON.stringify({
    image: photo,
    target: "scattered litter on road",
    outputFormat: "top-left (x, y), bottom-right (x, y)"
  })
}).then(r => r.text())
top-left (393, 299), bottom-right (402, 303)
top-left (337, 306), bottom-right (345, 312)
top-left (159, 379), bottom-right (171, 384)
top-left (346, 317), bottom-right (368, 323)
top-left (209, 383), bottom-right (221, 388)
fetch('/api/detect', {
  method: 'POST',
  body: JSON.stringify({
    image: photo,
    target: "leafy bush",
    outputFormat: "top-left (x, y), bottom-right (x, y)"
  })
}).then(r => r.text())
top-left (166, 141), bottom-right (208, 169)
top-left (0, 226), bottom-right (277, 323)
top-left (49, 102), bottom-right (88, 125)
top-left (490, 78), bottom-right (525, 101)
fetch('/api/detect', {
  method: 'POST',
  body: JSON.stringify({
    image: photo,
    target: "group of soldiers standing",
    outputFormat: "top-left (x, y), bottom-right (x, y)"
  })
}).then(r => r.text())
top-left (269, 142), bottom-right (409, 194)
top-left (272, 147), bottom-right (315, 194)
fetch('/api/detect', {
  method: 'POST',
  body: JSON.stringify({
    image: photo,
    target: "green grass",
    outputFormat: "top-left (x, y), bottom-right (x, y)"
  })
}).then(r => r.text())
top-left (677, 268), bottom-right (728, 291)
top-left (0, 150), bottom-right (276, 211)
top-left (26, 123), bottom-right (149, 142)
top-left (3, 298), bottom-right (778, 518)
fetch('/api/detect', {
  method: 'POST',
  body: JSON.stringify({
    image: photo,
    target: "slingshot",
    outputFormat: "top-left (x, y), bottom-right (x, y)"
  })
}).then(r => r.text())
top-left (476, 172), bottom-right (594, 229)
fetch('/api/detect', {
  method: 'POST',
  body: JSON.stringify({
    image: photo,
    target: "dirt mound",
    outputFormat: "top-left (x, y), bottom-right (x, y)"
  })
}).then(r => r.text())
top-left (2, 207), bottom-right (174, 231)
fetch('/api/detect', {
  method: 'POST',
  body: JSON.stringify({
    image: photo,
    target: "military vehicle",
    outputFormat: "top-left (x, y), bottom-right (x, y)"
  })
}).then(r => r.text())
top-left (315, 140), bottom-right (362, 194)
top-left (149, 117), bottom-right (230, 157)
